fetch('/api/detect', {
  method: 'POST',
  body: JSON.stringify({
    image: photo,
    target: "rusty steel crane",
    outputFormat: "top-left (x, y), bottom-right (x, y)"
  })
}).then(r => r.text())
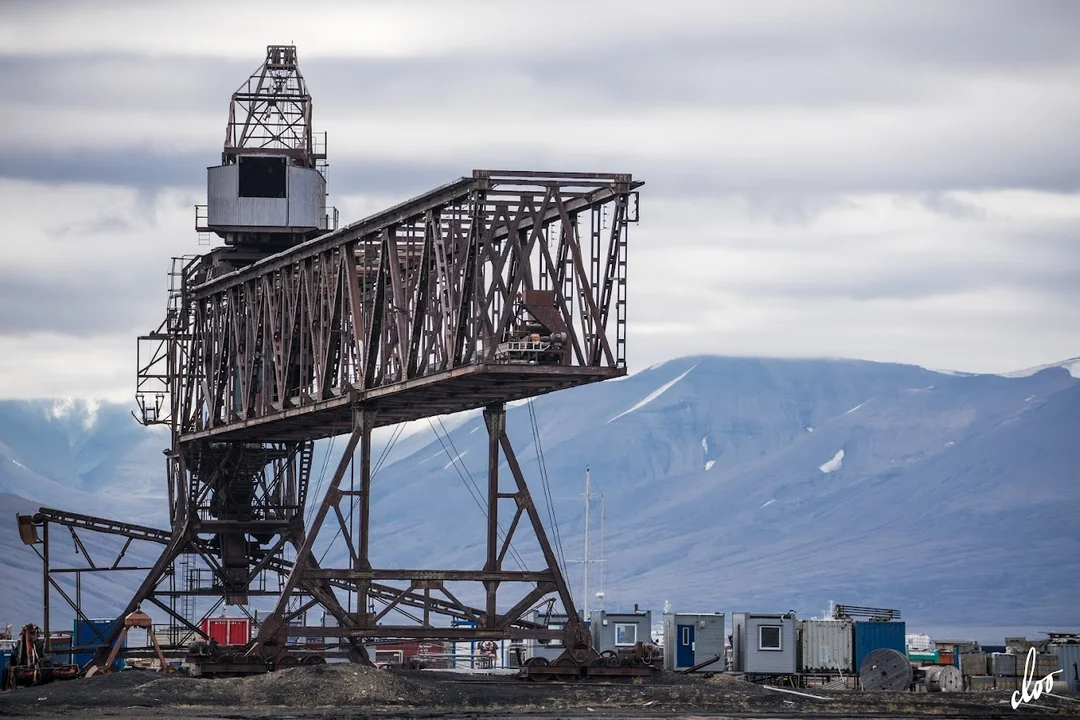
top-left (18, 44), bottom-right (643, 678)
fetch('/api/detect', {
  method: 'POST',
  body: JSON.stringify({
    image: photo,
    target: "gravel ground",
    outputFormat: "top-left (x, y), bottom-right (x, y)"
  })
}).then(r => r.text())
top-left (1, 665), bottom-right (1077, 719)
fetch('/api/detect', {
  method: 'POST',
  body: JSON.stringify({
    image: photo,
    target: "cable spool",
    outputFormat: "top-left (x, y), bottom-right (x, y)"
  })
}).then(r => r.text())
top-left (860, 648), bottom-right (913, 691)
top-left (925, 664), bottom-right (963, 692)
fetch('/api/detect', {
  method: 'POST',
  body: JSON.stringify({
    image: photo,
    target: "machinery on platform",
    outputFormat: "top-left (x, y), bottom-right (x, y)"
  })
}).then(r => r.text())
top-left (84, 608), bottom-right (173, 677)
top-left (2, 624), bottom-right (79, 689)
top-left (16, 44), bottom-right (643, 679)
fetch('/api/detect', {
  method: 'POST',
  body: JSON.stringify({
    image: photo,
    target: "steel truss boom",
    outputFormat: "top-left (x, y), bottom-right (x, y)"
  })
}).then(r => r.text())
top-left (27, 169), bottom-right (640, 670)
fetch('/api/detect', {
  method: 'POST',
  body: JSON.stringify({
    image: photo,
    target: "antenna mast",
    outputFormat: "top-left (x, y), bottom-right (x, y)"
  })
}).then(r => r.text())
top-left (583, 466), bottom-right (591, 619)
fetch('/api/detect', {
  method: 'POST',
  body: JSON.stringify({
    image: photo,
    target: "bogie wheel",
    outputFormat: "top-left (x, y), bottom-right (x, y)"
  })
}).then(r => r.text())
top-left (301, 655), bottom-right (325, 666)
top-left (524, 656), bottom-right (551, 682)
top-left (278, 655), bottom-right (299, 669)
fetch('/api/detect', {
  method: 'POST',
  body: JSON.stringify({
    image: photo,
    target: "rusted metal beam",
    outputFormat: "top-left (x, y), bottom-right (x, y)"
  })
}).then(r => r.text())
top-left (303, 569), bottom-right (553, 583)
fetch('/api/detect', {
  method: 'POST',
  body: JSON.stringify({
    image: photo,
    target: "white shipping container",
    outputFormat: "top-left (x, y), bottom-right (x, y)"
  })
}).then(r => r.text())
top-left (798, 618), bottom-right (853, 673)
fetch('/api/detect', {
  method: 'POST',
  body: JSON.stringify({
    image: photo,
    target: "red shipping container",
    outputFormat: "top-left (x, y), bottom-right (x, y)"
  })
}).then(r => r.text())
top-left (200, 617), bottom-right (251, 646)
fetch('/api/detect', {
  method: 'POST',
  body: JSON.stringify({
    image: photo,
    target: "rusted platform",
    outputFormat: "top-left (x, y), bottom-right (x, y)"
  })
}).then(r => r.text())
top-left (180, 363), bottom-right (623, 443)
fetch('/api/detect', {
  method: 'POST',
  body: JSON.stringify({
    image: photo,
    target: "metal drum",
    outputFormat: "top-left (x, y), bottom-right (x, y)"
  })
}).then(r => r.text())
top-left (925, 664), bottom-right (963, 692)
top-left (860, 648), bottom-right (913, 691)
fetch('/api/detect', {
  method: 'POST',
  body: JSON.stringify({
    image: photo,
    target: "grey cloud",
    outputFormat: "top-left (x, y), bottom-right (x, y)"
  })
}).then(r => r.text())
top-left (0, 148), bottom-right (205, 190)
top-left (4, 144), bottom-right (1079, 208)
top-left (0, 146), bottom-right (466, 199)
top-left (0, 269), bottom-right (165, 338)
top-left (6, 2), bottom-right (1080, 116)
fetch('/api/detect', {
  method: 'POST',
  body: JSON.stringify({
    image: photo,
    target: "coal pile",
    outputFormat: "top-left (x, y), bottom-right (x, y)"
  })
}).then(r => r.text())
top-left (1, 665), bottom-right (1076, 718)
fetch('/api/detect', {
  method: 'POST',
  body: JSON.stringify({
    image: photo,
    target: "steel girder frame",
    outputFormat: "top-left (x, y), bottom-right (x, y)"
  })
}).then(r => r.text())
top-left (158, 170), bottom-right (641, 443)
top-left (108, 169), bottom-right (641, 667)
top-left (249, 402), bottom-right (587, 660)
top-left (16, 506), bottom-right (548, 660)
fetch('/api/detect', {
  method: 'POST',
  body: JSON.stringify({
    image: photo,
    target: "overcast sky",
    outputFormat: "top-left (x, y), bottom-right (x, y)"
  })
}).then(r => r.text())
top-left (2, 0), bottom-right (1078, 401)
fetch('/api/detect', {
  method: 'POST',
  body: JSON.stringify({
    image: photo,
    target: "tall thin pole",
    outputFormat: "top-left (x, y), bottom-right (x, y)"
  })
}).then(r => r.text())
top-left (583, 466), bottom-right (590, 619)
top-left (598, 495), bottom-right (605, 611)
top-left (42, 520), bottom-right (50, 649)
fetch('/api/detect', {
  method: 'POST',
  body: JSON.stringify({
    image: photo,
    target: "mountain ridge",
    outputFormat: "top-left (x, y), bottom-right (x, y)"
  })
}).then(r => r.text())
top-left (0, 354), bottom-right (1077, 641)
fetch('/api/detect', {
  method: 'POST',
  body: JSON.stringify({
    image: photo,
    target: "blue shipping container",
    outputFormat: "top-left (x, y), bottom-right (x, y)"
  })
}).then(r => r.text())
top-left (854, 621), bottom-right (906, 673)
top-left (74, 619), bottom-right (125, 671)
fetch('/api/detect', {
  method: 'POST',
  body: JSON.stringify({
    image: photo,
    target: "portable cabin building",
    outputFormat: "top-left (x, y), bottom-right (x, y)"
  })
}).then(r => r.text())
top-left (663, 613), bottom-right (725, 672)
top-left (797, 618), bottom-right (853, 673)
top-left (589, 610), bottom-right (652, 653)
top-left (0, 638), bottom-right (13, 679)
top-left (731, 612), bottom-right (797, 674)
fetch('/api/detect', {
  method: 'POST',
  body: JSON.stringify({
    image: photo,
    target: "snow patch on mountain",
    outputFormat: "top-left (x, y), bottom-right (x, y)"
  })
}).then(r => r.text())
top-left (844, 400), bottom-right (869, 415)
top-left (818, 449), bottom-right (845, 473)
top-left (607, 365), bottom-right (697, 423)
top-left (1000, 357), bottom-right (1080, 380)
top-left (705, 460), bottom-right (715, 471)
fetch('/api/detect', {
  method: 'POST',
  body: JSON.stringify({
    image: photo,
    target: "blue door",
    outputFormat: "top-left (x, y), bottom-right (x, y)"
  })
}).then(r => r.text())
top-left (677, 624), bottom-right (695, 667)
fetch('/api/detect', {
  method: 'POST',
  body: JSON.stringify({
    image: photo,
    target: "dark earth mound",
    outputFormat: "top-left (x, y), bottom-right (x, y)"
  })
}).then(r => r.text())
top-left (1, 665), bottom-right (1078, 719)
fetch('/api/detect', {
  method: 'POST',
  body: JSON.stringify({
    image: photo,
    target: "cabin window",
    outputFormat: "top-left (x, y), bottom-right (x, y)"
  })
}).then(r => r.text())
top-left (238, 156), bottom-right (287, 198)
top-left (759, 625), bottom-right (782, 651)
top-left (615, 623), bottom-right (637, 647)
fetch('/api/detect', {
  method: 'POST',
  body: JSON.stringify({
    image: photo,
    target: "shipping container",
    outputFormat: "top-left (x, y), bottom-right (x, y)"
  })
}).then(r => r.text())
top-left (959, 652), bottom-right (988, 676)
top-left (731, 612), bottom-right (797, 675)
top-left (938, 650), bottom-right (955, 666)
top-left (853, 621), bottom-right (906, 673)
top-left (200, 617), bottom-right (252, 646)
top-left (908, 649), bottom-right (939, 664)
top-left (1037, 653), bottom-right (1061, 677)
top-left (990, 652), bottom-right (1017, 676)
top-left (990, 651), bottom-right (1060, 677)
top-left (663, 613), bottom-right (725, 672)
top-left (74, 619), bottom-right (124, 671)
top-left (1054, 645), bottom-right (1080, 693)
top-left (49, 633), bottom-right (72, 665)
top-left (797, 618), bottom-right (853, 673)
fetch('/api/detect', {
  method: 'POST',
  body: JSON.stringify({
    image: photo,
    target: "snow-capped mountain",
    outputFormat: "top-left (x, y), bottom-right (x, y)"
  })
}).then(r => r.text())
top-left (1, 356), bottom-right (1077, 641)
